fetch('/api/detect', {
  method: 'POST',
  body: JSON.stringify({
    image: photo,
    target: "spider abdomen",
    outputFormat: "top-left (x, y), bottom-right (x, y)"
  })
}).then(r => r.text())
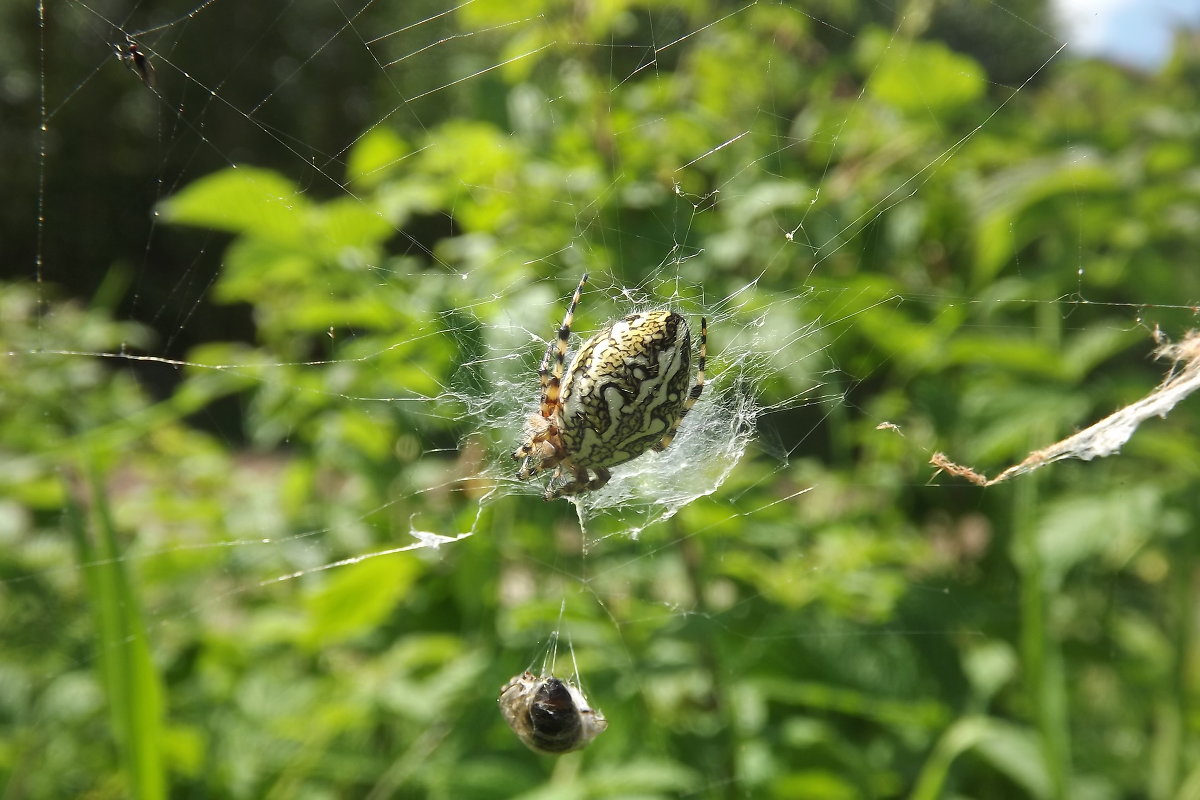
top-left (558, 310), bottom-right (692, 469)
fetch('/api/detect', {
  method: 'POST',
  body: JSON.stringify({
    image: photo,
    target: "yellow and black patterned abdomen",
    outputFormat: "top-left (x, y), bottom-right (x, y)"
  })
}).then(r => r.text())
top-left (557, 310), bottom-right (692, 470)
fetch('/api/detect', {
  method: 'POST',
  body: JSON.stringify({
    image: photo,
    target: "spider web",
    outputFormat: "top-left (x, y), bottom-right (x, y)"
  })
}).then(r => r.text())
top-left (6, 0), bottom-right (1200, 797)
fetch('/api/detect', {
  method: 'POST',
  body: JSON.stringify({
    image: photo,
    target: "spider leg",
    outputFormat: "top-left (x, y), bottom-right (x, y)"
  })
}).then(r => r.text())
top-left (586, 467), bottom-right (612, 493)
top-left (540, 272), bottom-right (588, 419)
top-left (653, 316), bottom-right (706, 452)
top-left (534, 337), bottom-right (555, 415)
top-left (545, 465), bottom-right (610, 500)
top-left (545, 466), bottom-right (584, 500)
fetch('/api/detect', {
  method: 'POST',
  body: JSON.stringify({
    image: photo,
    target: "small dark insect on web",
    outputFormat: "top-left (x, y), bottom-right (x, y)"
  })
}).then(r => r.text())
top-left (114, 33), bottom-right (154, 87)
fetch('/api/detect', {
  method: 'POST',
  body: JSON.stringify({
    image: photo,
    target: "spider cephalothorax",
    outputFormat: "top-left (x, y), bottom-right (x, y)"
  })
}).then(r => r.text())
top-left (514, 273), bottom-right (707, 499)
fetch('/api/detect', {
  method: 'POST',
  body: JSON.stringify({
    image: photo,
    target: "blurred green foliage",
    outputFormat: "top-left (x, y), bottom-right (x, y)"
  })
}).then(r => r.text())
top-left (5, 1), bottom-right (1200, 798)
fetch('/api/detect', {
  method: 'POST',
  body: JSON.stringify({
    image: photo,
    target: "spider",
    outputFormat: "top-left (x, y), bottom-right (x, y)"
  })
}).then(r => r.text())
top-left (513, 272), bottom-right (707, 500)
top-left (115, 34), bottom-right (154, 87)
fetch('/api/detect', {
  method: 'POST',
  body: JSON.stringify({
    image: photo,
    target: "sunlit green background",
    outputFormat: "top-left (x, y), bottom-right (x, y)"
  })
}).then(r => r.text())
top-left (4, 1), bottom-right (1200, 798)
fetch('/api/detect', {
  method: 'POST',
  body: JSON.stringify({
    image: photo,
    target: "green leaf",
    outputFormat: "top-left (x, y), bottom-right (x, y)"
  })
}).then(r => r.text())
top-left (302, 553), bottom-right (423, 647)
top-left (866, 36), bottom-right (985, 115)
top-left (347, 127), bottom-right (411, 188)
top-left (459, 0), bottom-right (548, 29)
top-left (771, 770), bottom-right (858, 800)
top-left (972, 154), bottom-right (1118, 281)
top-left (962, 641), bottom-right (1018, 702)
top-left (912, 716), bottom-right (1051, 800)
top-left (159, 166), bottom-right (309, 243)
top-left (970, 720), bottom-right (1054, 799)
top-left (315, 196), bottom-right (396, 249)
top-left (67, 471), bottom-right (166, 800)
top-left (584, 759), bottom-right (700, 795)
top-left (1032, 484), bottom-right (1161, 588)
